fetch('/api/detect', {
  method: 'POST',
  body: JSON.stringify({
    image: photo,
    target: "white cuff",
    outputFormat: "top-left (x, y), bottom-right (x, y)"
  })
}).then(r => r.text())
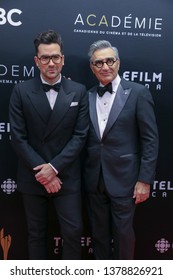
top-left (48, 163), bottom-right (58, 174)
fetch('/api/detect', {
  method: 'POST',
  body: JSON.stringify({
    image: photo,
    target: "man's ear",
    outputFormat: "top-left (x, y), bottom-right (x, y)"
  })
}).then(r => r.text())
top-left (34, 56), bottom-right (39, 67)
top-left (117, 59), bottom-right (120, 70)
top-left (62, 55), bottom-right (65, 66)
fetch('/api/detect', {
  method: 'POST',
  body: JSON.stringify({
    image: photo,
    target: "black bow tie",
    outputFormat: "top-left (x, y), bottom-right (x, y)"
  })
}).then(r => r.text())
top-left (42, 83), bottom-right (61, 92)
top-left (97, 82), bottom-right (112, 97)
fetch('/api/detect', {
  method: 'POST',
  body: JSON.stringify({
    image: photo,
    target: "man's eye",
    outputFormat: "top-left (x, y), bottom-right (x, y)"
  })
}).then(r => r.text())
top-left (96, 61), bottom-right (102, 65)
top-left (107, 59), bottom-right (114, 63)
top-left (53, 55), bottom-right (60, 59)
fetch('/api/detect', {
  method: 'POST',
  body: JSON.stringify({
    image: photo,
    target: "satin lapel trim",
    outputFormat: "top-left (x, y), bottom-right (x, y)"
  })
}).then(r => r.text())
top-left (89, 91), bottom-right (101, 140)
top-left (43, 88), bottom-right (75, 139)
top-left (103, 84), bottom-right (131, 138)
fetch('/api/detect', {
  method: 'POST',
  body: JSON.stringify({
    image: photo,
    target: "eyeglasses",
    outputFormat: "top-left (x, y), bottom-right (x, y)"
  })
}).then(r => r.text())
top-left (92, 58), bottom-right (117, 68)
top-left (37, 55), bottom-right (63, 65)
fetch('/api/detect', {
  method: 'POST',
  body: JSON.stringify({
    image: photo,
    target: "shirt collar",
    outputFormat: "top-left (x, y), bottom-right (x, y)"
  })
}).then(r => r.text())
top-left (99, 74), bottom-right (121, 90)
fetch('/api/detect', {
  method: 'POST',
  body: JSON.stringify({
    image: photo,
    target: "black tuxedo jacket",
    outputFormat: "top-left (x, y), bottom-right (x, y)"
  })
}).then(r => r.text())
top-left (84, 78), bottom-right (158, 197)
top-left (9, 76), bottom-right (89, 195)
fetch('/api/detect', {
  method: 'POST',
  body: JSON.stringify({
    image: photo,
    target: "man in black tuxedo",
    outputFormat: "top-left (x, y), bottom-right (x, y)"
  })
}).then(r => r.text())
top-left (84, 40), bottom-right (158, 259)
top-left (9, 30), bottom-right (89, 259)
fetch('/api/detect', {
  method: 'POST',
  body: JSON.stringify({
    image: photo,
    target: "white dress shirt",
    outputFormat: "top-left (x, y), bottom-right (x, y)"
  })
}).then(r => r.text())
top-left (41, 74), bottom-right (61, 109)
top-left (40, 75), bottom-right (62, 174)
top-left (96, 75), bottom-right (121, 138)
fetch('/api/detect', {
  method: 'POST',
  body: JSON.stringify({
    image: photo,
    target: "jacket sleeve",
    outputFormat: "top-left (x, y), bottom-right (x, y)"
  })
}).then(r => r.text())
top-left (9, 84), bottom-right (46, 170)
top-left (136, 87), bottom-right (159, 184)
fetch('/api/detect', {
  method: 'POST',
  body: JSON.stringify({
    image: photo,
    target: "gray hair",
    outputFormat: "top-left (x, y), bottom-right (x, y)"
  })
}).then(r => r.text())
top-left (88, 40), bottom-right (119, 62)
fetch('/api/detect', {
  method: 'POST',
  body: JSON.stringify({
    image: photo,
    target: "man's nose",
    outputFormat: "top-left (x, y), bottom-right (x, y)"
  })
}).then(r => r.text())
top-left (102, 62), bottom-right (109, 69)
top-left (48, 58), bottom-right (55, 65)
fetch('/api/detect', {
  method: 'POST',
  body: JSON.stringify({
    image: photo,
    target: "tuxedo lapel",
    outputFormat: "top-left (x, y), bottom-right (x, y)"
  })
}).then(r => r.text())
top-left (103, 82), bottom-right (131, 138)
top-left (26, 78), bottom-right (75, 139)
top-left (89, 91), bottom-right (101, 140)
top-left (43, 86), bottom-right (75, 139)
top-left (27, 83), bottom-right (52, 123)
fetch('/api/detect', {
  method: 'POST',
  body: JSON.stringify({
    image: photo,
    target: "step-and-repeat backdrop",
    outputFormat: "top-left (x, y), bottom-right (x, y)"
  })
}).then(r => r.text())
top-left (0, 0), bottom-right (173, 260)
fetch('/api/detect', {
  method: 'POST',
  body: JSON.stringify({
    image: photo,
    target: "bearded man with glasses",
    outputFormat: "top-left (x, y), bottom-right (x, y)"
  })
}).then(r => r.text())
top-left (9, 30), bottom-right (89, 260)
top-left (84, 40), bottom-right (158, 260)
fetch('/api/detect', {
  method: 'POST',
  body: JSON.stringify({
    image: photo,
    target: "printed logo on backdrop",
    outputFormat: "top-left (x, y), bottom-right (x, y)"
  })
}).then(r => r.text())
top-left (74, 13), bottom-right (163, 39)
top-left (155, 238), bottom-right (172, 254)
top-left (151, 181), bottom-right (173, 198)
top-left (0, 122), bottom-right (11, 141)
top-left (0, 8), bottom-right (22, 26)
top-left (0, 64), bottom-right (35, 85)
top-left (53, 236), bottom-right (93, 255)
top-left (1, 178), bottom-right (17, 194)
top-left (122, 71), bottom-right (162, 91)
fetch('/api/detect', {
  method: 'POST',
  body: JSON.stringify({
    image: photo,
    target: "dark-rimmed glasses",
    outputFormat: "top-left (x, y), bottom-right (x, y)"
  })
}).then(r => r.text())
top-left (92, 58), bottom-right (117, 68)
top-left (37, 55), bottom-right (63, 65)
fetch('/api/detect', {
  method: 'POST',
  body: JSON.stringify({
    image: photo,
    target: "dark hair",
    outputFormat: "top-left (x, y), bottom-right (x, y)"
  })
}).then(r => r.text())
top-left (34, 30), bottom-right (63, 54)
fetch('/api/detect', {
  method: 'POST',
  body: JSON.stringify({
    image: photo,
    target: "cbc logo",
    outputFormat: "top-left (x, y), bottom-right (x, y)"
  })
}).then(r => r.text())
top-left (1, 178), bottom-right (17, 194)
top-left (0, 8), bottom-right (22, 26)
top-left (155, 238), bottom-right (171, 254)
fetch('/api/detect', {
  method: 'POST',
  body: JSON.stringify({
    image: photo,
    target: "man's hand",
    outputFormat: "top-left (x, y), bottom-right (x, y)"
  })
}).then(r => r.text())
top-left (44, 176), bottom-right (62, 194)
top-left (33, 163), bottom-right (56, 185)
top-left (133, 181), bottom-right (150, 204)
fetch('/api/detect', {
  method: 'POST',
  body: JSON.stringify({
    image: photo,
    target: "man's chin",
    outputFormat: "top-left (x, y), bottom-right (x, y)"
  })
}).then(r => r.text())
top-left (100, 78), bottom-right (113, 85)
